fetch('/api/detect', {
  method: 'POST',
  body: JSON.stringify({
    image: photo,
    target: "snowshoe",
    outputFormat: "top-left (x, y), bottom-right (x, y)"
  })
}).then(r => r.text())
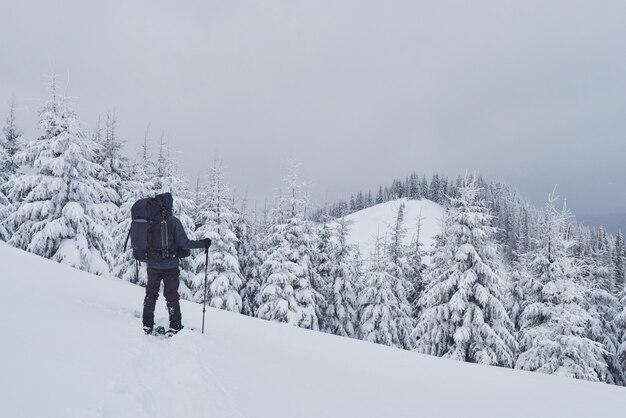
top-left (166, 325), bottom-right (184, 338)
top-left (144, 325), bottom-right (166, 337)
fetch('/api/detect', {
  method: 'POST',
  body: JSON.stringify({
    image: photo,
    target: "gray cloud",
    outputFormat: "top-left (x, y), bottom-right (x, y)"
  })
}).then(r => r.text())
top-left (1, 0), bottom-right (625, 220)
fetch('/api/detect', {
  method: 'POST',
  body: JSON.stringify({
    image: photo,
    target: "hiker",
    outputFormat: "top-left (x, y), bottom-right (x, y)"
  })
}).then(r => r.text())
top-left (138, 192), bottom-right (211, 336)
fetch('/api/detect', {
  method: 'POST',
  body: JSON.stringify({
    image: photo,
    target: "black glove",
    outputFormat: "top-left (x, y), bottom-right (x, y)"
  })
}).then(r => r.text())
top-left (203, 238), bottom-right (212, 249)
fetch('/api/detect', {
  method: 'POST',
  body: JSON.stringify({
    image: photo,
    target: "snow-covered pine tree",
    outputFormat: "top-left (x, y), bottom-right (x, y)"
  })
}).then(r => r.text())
top-left (193, 161), bottom-right (243, 312)
top-left (193, 176), bottom-right (204, 227)
top-left (506, 253), bottom-right (534, 336)
top-left (387, 203), bottom-right (408, 270)
top-left (583, 229), bottom-right (625, 385)
top-left (358, 234), bottom-right (411, 348)
top-left (376, 186), bottom-right (384, 204)
top-left (616, 296), bottom-right (626, 384)
top-left (419, 176), bottom-right (429, 201)
top-left (0, 134), bottom-right (9, 185)
top-left (0, 143), bottom-right (9, 241)
top-left (406, 212), bottom-right (427, 318)
top-left (429, 174), bottom-right (441, 204)
top-left (257, 164), bottom-right (323, 330)
top-left (324, 215), bottom-right (360, 338)
top-left (590, 227), bottom-right (616, 294)
top-left (614, 231), bottom-right (625, 295)
top-left (585, 275), bottom-right (624, 385)
top-left (315, 217), bottom-right (334, 330)
top-left (111, 134), bottom-right (156, 285)
top-left (96, 112), bottom-right (125, 209)
top-left (0, 192), bottom-right (9, 242)
top-left (0, 98), bottom-right (22, 241)
top-left (505, 225), bottom-right (537, 339)
top-left (516, 192), bottom-right (607, 382)
top-left (91, 113), bottom-right (125, 269)
top-left (1, 98), bottom-right (23, 180)
top-left (408, 172), bottom-right (420, 200)
top-left (412, 176), bottom-right (517, 367)
top-left (237, 205), bottom-right (263, 317)
top-left (6, 77), bottom-right (116, 274)
top-left (384, 202), bottom-right (415, 348)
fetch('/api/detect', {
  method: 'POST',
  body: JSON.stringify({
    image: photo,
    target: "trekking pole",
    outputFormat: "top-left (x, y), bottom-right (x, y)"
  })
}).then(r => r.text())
top-left (202, 247), bottom-right (208, 334)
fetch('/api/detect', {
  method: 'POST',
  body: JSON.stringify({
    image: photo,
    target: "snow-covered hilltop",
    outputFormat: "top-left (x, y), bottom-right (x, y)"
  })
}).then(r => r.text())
top-left (1, 241), bottom-right (625, 418)
top-left (344, 198), bottom-right (444, 261)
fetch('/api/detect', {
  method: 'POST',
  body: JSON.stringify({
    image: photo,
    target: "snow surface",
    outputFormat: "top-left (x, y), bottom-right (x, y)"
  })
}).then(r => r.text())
top-left (1, 241), bottom-right (625, 418)
top-left (345, 198), bottom-right (445, 261)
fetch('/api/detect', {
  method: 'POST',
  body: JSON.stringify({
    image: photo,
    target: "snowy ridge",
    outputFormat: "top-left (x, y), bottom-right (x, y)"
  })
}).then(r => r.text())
top-left (344, 198), bottom-right (444, 261)
top-left (2, 241), bottom-right (625, 418)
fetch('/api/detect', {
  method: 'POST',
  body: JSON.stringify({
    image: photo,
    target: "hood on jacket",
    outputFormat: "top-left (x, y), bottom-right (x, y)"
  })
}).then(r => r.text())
top-left (154, 192), bottom-right (174, 214)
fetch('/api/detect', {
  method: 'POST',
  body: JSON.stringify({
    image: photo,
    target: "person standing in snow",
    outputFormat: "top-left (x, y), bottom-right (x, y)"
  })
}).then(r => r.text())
top-left (142, 193), bottom-right (211, 336)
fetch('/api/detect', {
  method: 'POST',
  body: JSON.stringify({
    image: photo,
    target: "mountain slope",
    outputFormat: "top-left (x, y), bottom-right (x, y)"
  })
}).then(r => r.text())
top-left (1, 241), bottom-right (625, 418)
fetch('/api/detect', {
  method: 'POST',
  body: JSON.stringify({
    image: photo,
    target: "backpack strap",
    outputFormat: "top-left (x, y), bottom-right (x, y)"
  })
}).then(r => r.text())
top-left (123, 228), bottom-right (131, 253)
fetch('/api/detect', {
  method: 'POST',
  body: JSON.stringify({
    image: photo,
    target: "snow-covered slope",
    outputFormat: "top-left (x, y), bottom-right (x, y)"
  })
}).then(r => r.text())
top-left (1, 241), bottom-right (625, 418)
top-left (345, 198), bottom-right (444, 260)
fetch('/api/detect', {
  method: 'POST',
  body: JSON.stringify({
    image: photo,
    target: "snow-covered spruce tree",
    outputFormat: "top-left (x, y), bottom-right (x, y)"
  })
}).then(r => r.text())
top-left (193, 161), bottom-right (243, 312)
top-left (0, 99), bottom-right (23, 241)
top-left (90, 113), bottom-right (125, 267)
top-left (617, 296), bottom-right (626, 383)
top-left (94, 112), bottom-right (125, 209)
top-left (1, 98), bottom-right (23, 180)
top-left (237, 205), bottom-right (263, 317)
top-left (614, 231), bottom-right (625, 295)
top-left (590, 227), bottom-right (616, 294)
top-left (412, 176), bottom-right (517, 367)
top-left (358, 234), bottom-right (412, 348)
top-left (257, 164), bottom-right (323, 330)
top-left (111, 135), bottom-right (156, 285)
top-left (0, 195), bottom-right (9, 242)
top-left (6, 78), bottom-right (116, 274)
top-left (324, 215), bottom-right (360, 338)
top-left (0, 144), bottom-right (10, 241)
top-left (583, 230), bottom-right (625, 385)
top-left (306, 217), bottom-right (329, 323)
top-left (516, 192), bottom-right (607, 381)
top-left (506, 253), bottom-right (534, 335)
top-left (315, 217), bottom-right (334, 330)
top-left (429, 174), bottom-right (441, 203)
top-left (406, 214), bottom-right (427, 317)
top-left (584, 275), bottom-right (624, 385)
top-left (383, 202), bottom-right (415, 348)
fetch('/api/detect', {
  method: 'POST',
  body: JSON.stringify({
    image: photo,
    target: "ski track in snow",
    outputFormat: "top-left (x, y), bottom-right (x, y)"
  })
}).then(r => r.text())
top-left (98, 328), bottom-right (225, 418)
top-left (60, 300), bottom-right (242, 418)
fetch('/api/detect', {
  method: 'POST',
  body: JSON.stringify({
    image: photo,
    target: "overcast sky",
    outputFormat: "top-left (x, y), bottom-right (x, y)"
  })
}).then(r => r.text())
top-left (1, 0), bottom-right (625, 219)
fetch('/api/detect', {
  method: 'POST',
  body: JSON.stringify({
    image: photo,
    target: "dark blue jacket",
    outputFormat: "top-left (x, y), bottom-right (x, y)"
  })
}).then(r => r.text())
top-left (147, 193), bottom-right (204, 270)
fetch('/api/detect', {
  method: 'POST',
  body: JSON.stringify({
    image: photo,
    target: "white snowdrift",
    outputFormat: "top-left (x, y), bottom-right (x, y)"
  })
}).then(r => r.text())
top-left (345, 198), bottom-right (444, 261)
top-left (1, 241), bottom-right (625, 418)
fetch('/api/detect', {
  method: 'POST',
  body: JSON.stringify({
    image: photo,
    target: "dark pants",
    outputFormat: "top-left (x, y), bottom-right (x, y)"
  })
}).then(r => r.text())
top-left (143, 268), bottom-right (182, 329)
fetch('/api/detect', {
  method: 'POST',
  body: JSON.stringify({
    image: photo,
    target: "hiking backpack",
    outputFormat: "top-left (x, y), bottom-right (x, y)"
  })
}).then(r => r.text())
top-left (123, 196), bottom-right (175, 263)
